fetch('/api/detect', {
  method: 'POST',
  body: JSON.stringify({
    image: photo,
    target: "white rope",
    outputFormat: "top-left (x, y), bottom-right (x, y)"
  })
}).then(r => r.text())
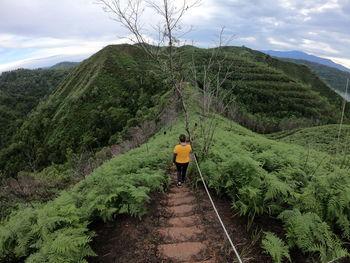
top-left (193, 154), bottom-right (243, 263)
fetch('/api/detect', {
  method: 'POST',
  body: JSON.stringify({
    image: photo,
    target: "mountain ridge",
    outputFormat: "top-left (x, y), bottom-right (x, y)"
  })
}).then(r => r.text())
top-left (261, 50), bottom-right (350, 72)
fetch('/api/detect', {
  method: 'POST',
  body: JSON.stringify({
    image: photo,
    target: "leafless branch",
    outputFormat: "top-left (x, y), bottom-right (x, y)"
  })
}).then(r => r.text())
top-left (190, 27), bottom-right (236, 154)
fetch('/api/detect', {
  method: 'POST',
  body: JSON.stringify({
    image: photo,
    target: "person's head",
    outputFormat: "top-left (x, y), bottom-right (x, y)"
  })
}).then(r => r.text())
top-left (179, 134), bottom-right (186, 143)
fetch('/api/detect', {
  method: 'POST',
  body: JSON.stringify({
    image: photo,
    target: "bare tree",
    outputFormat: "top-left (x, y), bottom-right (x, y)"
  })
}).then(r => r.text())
top-left (97, 0), bottom-right (200, 141)
top-left (1, 174), bottom-right (48, 207)
top-left (190, 28), bottom-right (236, 154)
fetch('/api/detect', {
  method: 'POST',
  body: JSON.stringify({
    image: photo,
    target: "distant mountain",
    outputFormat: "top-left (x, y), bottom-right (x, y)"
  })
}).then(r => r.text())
top-left (281, 58), bottom-right (350, 101)
top-left (50, 61), bottom-right (79, 69)
top-left (261, 50), bottom-right (350, 72)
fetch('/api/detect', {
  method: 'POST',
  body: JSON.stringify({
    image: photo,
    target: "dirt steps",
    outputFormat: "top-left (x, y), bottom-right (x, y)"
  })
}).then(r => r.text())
top-left (157, 183), bottom-right (215, 262)
top-left (168, 215), bottom-right (197, 226)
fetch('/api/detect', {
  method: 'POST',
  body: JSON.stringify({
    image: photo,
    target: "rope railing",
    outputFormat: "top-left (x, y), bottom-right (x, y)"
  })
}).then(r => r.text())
top-left (193, 154), bottom-right (243, 263)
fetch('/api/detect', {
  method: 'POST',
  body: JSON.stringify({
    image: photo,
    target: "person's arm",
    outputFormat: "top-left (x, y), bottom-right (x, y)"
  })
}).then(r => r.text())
top-left (173, 153), bottom-right (177, 164)
top-left (173, 146), bottom-right (178, 164)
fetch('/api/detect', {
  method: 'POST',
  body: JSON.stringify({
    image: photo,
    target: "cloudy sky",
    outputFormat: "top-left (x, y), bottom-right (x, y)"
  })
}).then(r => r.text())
top-left (1, 0), bottom-right (350, 72)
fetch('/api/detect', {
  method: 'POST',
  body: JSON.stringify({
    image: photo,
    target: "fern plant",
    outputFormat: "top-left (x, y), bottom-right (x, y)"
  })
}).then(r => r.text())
top-left (0, 119), bottom-right (180, 262)
top-left (278, 209), bottom-right (349, 262)
top-left (261, 232), bottom-right (291, 263)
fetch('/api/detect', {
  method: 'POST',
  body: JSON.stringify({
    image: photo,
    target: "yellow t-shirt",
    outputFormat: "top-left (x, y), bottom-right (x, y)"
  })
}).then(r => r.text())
top-left (173, 144), bottom-right (192, 163)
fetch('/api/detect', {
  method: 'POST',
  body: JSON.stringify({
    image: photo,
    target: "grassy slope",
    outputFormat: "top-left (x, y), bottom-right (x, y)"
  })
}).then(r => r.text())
top-left (266, 124), bottom-right (350, 156)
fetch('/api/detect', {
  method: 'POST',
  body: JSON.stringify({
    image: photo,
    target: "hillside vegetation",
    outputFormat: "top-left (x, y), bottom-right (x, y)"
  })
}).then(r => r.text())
top-left (2, 44), bottom-right (349, 178)
top-left (195, 115), bottom-right (350, 262)
top-left (189, 46), bottom-right (349, 131)
top-left (283, 58), bottom-right (350, 96)
top-left (0, 45), bottom-right (168, 177)
top-left (50, 62), bottom-right (79, 70)
top-left (0, 68), bottom-right (71, 149)
top-left (1, 41), bottom-right (350, 261)
top-left (267, 124), bottom-right (350, 157)
top-left (0, 118), bottom-right (180, 263)
top-left (1, 108), bottom-right (350, 262)
top-left (229, 47), bottom-right (349, 106)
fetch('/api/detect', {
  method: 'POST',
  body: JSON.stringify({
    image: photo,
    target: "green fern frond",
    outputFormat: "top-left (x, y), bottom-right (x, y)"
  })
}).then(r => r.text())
top-left (278, 209), bottom-right (348, 262)
top-left (261, 232), bottom-right (291, 263)
top-left (264, 173), bottom-right (292, 201)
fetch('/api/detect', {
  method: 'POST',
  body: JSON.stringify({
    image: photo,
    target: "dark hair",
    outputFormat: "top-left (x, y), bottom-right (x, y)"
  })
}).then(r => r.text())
top-left (179, 134), bottom-right (186, 142)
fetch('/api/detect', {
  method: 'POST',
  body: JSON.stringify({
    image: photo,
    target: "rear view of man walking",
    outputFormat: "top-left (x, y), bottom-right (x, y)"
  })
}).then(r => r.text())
top-left (173, 134), bottom-right (192, 187)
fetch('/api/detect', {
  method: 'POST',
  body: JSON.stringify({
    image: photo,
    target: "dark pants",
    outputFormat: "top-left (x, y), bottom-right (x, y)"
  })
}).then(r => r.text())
top-left (175, 162), bottom-right (189, 183)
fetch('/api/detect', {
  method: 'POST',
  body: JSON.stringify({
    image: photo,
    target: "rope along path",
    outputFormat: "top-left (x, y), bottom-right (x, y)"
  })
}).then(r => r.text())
top-left (193, 154), bottom-right (243, 263)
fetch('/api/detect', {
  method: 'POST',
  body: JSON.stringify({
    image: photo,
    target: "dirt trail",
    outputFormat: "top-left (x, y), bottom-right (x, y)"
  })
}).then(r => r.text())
top-left (157, 184), bottom-right (215, 262)
top-left (89, 172), bottom-right (271, 263)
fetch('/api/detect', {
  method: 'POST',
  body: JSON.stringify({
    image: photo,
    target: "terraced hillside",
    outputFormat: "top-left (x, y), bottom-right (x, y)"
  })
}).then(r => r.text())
top-left (224, 46), bottom-right (350, 110)
top-left (188, 46), bottom-right (345, 132)
top-left (282, 58), bottom-right (350, 97)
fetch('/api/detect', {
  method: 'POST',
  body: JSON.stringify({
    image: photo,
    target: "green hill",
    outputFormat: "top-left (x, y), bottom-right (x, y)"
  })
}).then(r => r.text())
top-left (266, 124), bottom-right (350, 156)
top-left (281, 58), bottom-right (350, 97)
top-left (189, 46), bottom-right (349, 132)
top-left (0, 45), bottom-right (168, 176)
top-left (226, 47), bottom-right (349, 104)
top-left (1, 44), bottom-right (349, 177)
top-left (0, 68), bottom-right (71, 149)
top-left (50, 61), bottom-right (80, 70)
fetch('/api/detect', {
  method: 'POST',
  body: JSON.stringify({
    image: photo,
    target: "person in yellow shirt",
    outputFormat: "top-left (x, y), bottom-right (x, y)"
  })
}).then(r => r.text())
top-left (173, 134), bottom-right (192, 187)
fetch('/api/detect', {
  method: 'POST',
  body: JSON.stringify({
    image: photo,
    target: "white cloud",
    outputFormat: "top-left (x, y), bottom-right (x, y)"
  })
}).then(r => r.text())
top-left (300, 0), bottom-right (339, 16)
top-left (0, 0), bottom-right (350, 72)
top-left (323, 56), bottom-right (350, 69)
top-left (260, 17), bottom-right (284, 27)
top-left (267, 37), bottom-right (295, 49)
top-left (300, 39), bottom-right (339, 54)
top-left (0, 33), bottom-right (161, 72)
top-left (237, 37), bottom-right (256, 42)
top-left (0, 55), bottom-right (85, 73)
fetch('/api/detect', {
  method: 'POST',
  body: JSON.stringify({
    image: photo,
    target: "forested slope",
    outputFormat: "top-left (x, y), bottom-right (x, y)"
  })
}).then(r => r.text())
top-left (0, 68), bottom-right (71, 149)
top-left (0, 45), bottom-right (168, 176)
